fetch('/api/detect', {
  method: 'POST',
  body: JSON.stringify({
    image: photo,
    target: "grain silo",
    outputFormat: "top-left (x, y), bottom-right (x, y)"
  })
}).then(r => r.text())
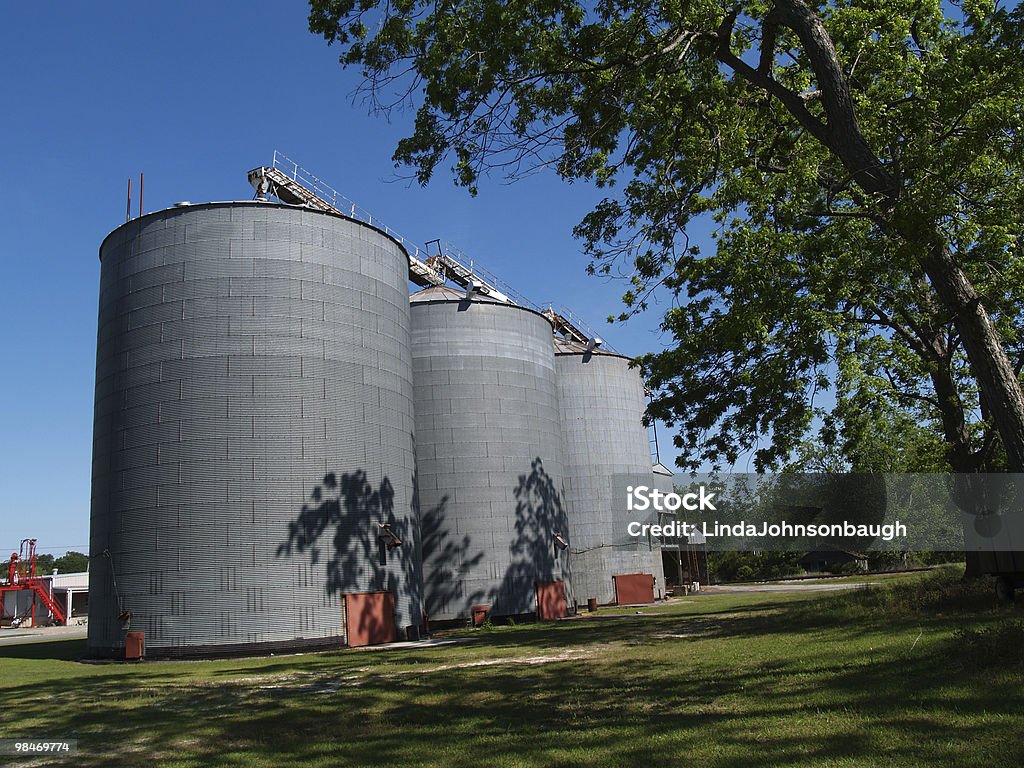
top-left (88, 201), bottom-right (422, 657)
top-left (411, 286), bottom-right (571, 622)
top-left (555, 340), bottom-right (666, 606)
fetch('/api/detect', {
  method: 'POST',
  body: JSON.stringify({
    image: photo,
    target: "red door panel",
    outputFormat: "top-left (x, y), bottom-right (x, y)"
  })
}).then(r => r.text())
top-left (536, 580), bottom-right (568, 621)
top-left (344, 592), bottom-right (396, 647)
top-left (613, 573), bottom-right (655, 605)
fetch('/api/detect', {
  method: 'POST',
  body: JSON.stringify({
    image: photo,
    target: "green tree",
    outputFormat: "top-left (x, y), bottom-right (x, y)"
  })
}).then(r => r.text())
top-left (34, 553), bottom-right (55, 575)
top-left (788, 360), bottom-right (965, 473)
top-left (708, 551), bottom-right (804, 581)
top-left (54, 551), bottom-right (89, 574)
top-left (309, 0), bottom-right (1024, 471)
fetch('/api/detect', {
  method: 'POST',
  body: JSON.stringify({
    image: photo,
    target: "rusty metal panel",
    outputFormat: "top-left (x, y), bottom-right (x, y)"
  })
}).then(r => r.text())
top-left (344, 592), bottom-right (396, 647)
top-left (124, 632), bottom-right (145, 660)
top-left (535, 580), bottom-right (567, 621)
top-left (613, 573), bottom-right (655, 606)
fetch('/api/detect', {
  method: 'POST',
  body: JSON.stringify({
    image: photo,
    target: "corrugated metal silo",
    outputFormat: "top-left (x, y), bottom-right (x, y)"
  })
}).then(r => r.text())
top-left (88, 202), bottom-right (422, 657)
top-left (555, 342), bottom-right (666, 605)
top-left (411, 287), bottom-right (570, 621)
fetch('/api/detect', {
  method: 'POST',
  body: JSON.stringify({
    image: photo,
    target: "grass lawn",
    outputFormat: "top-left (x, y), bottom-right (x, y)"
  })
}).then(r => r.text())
top-left (720, 568), bottom-right (948, 586)
top-left (2, 568), bottom-right (1022, 767)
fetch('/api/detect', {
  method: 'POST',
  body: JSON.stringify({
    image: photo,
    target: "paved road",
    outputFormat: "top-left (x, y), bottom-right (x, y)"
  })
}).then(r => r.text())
top-left (0, 626), bottom-right (87, 647)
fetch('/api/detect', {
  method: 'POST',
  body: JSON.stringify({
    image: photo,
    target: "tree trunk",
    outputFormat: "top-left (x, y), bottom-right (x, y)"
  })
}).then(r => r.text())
top-left (928, 352), bottom-right (976, 472)
top-left (921, 243), bottom-right (1024, 471)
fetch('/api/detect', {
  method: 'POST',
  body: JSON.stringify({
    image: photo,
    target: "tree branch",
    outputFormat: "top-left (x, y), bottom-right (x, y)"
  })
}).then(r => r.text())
top-left (715, 9), bottom-right (832, 148)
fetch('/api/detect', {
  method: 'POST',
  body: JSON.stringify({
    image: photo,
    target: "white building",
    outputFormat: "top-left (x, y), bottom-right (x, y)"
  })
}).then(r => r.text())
top-left (1, 571), bottom-right (88, 627)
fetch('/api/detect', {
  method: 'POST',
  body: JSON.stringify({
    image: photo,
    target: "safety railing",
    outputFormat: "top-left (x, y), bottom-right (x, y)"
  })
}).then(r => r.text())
top-left (428, 240), bottom-right (546, 312)
top-left (270, 150), bottom-right (427, 262)
top-left (265, 151), bottom-right (613, 349)
top-left (545, 303), bottom-right (617, 352)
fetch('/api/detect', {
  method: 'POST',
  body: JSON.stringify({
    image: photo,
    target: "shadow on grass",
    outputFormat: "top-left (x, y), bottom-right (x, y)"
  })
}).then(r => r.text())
top-left (3, 576), bottom-right (1023, 767)
top-left (3, 633), bottom-right (1022, 768)
top-left (0, 638), bottom-right (86, 661)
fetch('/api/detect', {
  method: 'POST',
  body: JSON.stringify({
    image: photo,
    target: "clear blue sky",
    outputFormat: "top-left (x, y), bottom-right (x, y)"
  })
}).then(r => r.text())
top-left (0, 2), bottom-right (699, 557)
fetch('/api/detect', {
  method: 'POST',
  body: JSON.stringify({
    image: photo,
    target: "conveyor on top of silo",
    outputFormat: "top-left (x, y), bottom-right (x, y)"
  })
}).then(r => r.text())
top-left (247, 163), bottom-right (445, 288)
top-left (248, 153), bottom-right (607, 352)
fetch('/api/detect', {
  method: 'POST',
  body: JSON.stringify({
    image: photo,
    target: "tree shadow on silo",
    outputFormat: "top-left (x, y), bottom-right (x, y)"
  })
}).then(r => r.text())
top-left (421, 493), bottom-right (487, 619)
top-left (491, 457), bottom-right (570, 616)
top-left (277, 469), bottom-right (419, 645)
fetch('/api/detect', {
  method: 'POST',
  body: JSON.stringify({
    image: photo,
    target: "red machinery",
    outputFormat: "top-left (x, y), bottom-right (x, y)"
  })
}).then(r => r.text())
top-left (1, 539), bottom-right (66, 627)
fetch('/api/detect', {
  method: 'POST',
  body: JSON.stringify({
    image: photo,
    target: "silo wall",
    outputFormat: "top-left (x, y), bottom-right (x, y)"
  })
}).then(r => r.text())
top-left (88, 202), bottom-right (421, 657)
top-left (411, 294), bottom-right (569, 620)
top-left (556, 352), bottom-right (665, 605)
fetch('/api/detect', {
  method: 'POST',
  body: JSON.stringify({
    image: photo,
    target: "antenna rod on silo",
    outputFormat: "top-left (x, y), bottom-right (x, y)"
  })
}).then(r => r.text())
top-left (126, 178), bottom-right (132, 223)
top-left (139, 173), bottom-right (144, 218)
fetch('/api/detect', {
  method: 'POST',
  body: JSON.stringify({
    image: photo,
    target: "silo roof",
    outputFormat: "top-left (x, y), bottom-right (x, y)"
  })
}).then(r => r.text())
top-left (410, 285), bottom-right (508, 304)
top-left (552, 336), bottom-right (632, 360)
top-left (409, 285), bottom-right (467, 302)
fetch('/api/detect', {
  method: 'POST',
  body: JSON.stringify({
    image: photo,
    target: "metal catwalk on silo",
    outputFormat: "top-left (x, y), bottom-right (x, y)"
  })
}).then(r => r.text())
top-left (555, 338), bottom-right (666, 606)
top-left (411, 286), bottom-right (571, 622)
top-left (88, 201), bottom-right (423, 657)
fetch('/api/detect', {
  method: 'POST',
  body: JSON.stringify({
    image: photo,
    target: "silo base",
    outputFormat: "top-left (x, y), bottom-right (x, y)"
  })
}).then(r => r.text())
top-left (86, 634), bottom-right (348, 661)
